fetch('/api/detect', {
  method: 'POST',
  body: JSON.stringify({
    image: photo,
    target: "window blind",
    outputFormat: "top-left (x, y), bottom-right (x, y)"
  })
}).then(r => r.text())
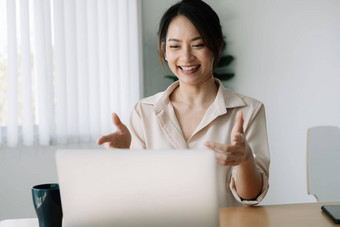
top-left (1, 0), bottom-right (142, 148)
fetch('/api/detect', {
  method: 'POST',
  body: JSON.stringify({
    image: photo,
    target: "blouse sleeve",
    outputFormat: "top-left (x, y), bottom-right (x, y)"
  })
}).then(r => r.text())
top-left (229, 103), bottom-right (270, 206)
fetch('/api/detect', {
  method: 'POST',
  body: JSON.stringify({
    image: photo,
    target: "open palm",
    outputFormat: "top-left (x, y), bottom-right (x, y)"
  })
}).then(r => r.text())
top-left (97, 113), bottom-right (131, 149)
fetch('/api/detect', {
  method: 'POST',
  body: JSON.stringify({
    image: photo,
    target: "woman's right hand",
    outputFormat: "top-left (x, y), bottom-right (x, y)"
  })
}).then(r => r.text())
top-left (97, 113), bottom-right (131, 149)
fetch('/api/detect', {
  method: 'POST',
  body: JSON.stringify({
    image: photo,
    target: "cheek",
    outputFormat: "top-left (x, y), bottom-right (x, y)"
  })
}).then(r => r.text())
top-left (165, 52), bottom-right (178, 66)
top-left (199, 54), bottom-right (214, 70)
top-left (206, 53), bottom-right (215, 70)
top-left (165, 50), bottom-right (176, 60)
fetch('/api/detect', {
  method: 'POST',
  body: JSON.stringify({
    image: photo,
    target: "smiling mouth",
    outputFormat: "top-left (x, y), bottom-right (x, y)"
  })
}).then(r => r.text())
top-left (179, 65), bottom-right (200, 72)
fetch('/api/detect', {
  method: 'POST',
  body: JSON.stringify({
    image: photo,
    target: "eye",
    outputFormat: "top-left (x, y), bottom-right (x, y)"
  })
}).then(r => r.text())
top-left (193, 43), bottom-right (205, 48)
top-left (169, 45), bottom-right (180, 49)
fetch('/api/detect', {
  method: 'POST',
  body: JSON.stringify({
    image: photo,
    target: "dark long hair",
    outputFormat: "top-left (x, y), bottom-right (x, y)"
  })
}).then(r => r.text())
top-left (158, 0), bottom-right (224, 70)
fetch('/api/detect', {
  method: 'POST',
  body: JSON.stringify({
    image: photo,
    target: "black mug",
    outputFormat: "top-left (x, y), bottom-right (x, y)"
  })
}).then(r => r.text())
top-left (32, 183), bottom-right (63, 227)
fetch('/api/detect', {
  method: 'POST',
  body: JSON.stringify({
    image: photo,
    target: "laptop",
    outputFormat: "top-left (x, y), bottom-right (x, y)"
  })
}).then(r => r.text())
top-left (56, 149), bottom-right (219, 227)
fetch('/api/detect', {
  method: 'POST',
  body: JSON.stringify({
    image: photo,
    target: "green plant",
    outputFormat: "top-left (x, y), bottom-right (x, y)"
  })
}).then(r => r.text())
top-left (164, 38), bottom-right (234, 82)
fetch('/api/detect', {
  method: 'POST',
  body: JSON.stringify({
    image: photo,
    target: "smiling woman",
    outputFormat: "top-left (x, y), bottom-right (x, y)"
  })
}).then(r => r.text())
top-left (98, 0), bottom-right (270, 208)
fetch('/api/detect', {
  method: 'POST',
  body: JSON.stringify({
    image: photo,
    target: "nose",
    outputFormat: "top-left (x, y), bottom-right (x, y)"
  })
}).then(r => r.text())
top-left (180, 46), bottom-right (194, 61)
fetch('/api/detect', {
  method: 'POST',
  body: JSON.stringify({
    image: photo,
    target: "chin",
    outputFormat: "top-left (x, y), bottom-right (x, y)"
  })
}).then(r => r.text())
top-left (179, 74), bottom-right (211, 85)
top-left (178, 78), bottom-right (201, 86)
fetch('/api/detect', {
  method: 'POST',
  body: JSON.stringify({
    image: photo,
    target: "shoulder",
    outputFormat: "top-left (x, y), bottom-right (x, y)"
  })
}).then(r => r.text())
top-left (236, 91), bottom-right (264, 109)
top-left (139, 92), bottom-right (164, 105)
top-left (230, 91), bottom-right (266, 126)
top-left (132, 91), bottom-right (165, 115)
top-left (219, 87), bottom-right (265, 125)
top-left (219, 85), bottom-right (264, 110)
top-left (133, 81), bottom-right (179, 113)
top-left (134, 91), bottom-right (164, 109)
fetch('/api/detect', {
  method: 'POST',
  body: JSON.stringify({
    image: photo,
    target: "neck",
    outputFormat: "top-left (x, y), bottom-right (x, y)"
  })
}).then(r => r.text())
top-left (171, 76), bottom-right (218, 108)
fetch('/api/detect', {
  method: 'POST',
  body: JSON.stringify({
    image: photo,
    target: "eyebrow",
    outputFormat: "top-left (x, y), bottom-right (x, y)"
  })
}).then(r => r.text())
top-left (167, 36), bottom-right (202, 42)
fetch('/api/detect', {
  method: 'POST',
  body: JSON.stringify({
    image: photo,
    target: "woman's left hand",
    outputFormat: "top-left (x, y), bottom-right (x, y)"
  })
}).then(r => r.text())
top-left (205, 111), bottom-right (251, 166)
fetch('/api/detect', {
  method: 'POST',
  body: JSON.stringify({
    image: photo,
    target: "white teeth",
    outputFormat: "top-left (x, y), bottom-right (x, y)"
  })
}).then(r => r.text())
top-left (181, 66), bottom-right (199, 71)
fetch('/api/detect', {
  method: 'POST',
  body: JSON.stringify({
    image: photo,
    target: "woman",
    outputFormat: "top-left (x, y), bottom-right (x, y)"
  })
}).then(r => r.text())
top-left (98, 0), bottom-right (270, 207)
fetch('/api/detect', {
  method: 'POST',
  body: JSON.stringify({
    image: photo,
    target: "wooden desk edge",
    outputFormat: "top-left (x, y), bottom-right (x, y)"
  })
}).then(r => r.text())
top-left (219, 201), bottom-right (340, 227)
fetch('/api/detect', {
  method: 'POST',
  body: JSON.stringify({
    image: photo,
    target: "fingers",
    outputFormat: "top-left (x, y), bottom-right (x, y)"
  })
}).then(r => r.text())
top-left (214, 148), bottom-right (242, 166)
top-left (97, 135), bottom-right (110, 145)
top-left (205, 141), bottom-right (245, 166)
top-left (97, 113), bottom-right (131, 148)
top-left (205, 141), bottom-right (228, 153)
top-left (97, 130), bottom-right (118, 145)
top-left (112, 113), bottom-right (128, 132)
top-left (232, 133), bottom-right (245, 145)
top-left (216, 158), bottom-right (237, 166)
top-left (96, 113), bottom-right (121, 145)
top-left (206, 141), bottom-right (244, 156)
top-left (205, 111), bottom-right (246, 166)
top-left (97, 139), bottom-right (115, 149)
top-left (231, 110), bottom-right (245, 145)
top-left (232, 110), bottom-right (244, 134)
top-left (112, 113), bottom-right (121, 127)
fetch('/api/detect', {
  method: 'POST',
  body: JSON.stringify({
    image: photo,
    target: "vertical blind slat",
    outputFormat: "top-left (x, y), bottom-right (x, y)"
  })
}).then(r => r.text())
top-left (43, 0), bottom-right (55, 143)
top-left (0, 0), bottom-right (4, 145)
top-left (128, 0), bottom-right (142, 107)
top-left (87, 0), bottom-right (100, 141)
top-left (54, 0), bottom-right (67, 144)
top-left (137, 0), bottom-right (144, 98)
top-left (34, 0), bottom-right (50, 145)
top-left (64, 0), bottom-right (78, 143)
top-left (98, 0), bottom-right (110, 135)
top-left (7, 0), bottom-right (18, 148)
top-left (76, 0), bottom-right (90, 142)
top-left (117, 0), bottom-right (130, 125)
top-left (20, 0), bottom-right (34, 146)
top-left (108, 0), bottom-right (120, 116)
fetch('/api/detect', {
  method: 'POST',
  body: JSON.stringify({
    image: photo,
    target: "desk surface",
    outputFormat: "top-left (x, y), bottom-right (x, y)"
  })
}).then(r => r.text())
top-left (220, 202), bottom-right (340, 227)
top-left (1, 202), bottom-right (339, 227)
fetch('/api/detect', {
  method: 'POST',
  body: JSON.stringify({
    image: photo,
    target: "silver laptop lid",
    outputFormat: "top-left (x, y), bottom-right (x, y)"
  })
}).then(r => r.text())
top-left (56, 149), bottom-right (219, 227)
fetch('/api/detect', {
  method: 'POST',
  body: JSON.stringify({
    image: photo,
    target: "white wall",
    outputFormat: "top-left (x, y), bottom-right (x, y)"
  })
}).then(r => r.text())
top-left (0, 147), bottom-right (59, 219)
top-left (0, 144), bottom-right (98, 220)
top-left (142, 0), bottom-right (340, 205)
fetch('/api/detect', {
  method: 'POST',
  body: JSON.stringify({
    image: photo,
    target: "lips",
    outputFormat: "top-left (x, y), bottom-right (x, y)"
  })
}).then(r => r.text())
top-left (179, 65), bottom-right (200, 74)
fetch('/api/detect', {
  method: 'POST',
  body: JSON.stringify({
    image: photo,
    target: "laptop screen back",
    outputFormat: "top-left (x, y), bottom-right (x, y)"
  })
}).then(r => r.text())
top-left (56, 149), bottom-right (219, 227)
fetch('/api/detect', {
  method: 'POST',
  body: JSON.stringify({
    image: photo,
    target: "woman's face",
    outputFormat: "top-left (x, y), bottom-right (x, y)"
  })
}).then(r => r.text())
top-left (164, 15), bottom-right (214, 86)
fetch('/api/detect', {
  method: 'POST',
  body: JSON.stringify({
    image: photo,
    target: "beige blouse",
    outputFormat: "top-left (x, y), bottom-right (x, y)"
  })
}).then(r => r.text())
top-left (129, 79), bottom-right (270, 207)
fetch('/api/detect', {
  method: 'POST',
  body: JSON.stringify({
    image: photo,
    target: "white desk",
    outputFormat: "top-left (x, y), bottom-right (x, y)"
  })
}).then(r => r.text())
top-left (0, 218), bottom-right (37, 227)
